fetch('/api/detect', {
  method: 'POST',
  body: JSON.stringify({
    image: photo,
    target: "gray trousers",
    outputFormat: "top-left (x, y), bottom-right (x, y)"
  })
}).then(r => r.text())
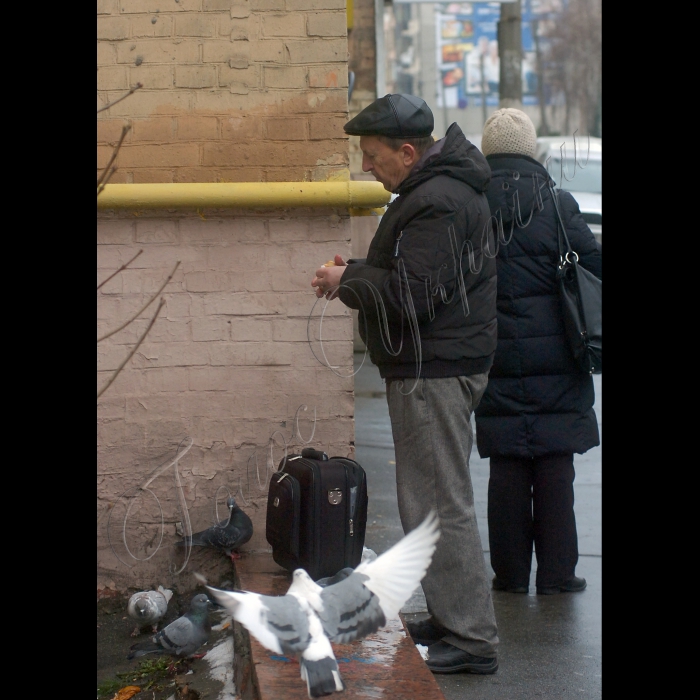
top-left (386, 374), bottom-right (499, 658)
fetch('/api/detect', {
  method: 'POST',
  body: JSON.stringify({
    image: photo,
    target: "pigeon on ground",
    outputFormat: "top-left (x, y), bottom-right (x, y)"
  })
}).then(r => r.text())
top-left (176, 496), bottom-right (253, 563)
top-left (127, 585), bottom-right (173, 636)
top-left (127, 594), bottom-right (213, 660)
top-left (206, 511), bottom-right (440, 699)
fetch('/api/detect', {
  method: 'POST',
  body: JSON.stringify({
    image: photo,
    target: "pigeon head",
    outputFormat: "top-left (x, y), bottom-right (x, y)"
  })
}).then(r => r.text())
top-left (292, 569), bottom-right (315, 584)
top-left (189, 594), bottom-right (213, 614)
top-left (226, 496), bottom-right (237, 509)
top-left (288, 569), bottom-right (323, 606)
top-left (133, 599), bottom-right (153, 618)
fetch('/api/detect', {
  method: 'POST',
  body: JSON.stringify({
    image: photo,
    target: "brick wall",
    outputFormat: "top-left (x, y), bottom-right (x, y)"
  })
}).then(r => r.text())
top-left (97, 2), bottom-right (361, 592)
top-left (97, 208), bottom-right (356, 591)
top-left (97, 0), bottom-right (350, 183)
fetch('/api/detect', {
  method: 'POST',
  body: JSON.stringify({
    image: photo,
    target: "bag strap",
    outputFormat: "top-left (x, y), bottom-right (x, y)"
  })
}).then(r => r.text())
top-left (548, 184), bottom-right (577, 265)
top-left (549, 184), bottom-right (590, 342)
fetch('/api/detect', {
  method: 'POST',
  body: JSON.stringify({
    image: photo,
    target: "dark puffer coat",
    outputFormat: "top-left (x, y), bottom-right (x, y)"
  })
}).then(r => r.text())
top-left (474, 154), bottom-right (602, 458)
top-left (338, 123), bottom-right (497, 379)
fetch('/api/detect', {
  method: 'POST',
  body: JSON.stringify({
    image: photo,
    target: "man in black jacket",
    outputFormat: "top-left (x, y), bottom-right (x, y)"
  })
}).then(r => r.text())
top-left (312, 94), bottom-right (499, 674)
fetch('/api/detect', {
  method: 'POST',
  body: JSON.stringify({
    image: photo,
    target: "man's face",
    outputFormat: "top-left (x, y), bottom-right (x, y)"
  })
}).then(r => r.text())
top-left (360, 135), bottom-right (416, 192)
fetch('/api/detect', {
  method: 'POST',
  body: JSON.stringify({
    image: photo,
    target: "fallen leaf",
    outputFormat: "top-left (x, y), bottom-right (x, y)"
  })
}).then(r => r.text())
top-left (111, 686), bottom-right (141, 700)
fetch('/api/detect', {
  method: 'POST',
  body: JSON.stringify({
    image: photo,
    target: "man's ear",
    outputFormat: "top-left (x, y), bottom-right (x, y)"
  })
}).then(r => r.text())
top-left (401, 144), bottom-right (418, 167)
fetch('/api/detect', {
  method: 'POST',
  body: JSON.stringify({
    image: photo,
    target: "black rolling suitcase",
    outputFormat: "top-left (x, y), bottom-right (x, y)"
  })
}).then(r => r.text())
top-left (265, 447), bottom-right (368, 581)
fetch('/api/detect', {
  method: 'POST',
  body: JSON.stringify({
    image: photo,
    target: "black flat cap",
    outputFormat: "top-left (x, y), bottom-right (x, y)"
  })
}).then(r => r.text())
top-left (344, 94), bottom-right (434, 138)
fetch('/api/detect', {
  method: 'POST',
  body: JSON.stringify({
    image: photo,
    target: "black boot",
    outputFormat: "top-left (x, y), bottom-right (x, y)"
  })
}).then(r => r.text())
top-left (536, 576), bottom-right (587, 595)
top-left (425, 641), bottom-right (498, 675)
top-left (492, 577), bottom-right (529, 594)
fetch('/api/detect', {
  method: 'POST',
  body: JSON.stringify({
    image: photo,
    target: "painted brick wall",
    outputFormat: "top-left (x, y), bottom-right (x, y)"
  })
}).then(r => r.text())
top-left (97, 1), bottom-right (350, 183)
top-left (97, 209), bottom-right (356, 592)
top-left (96, 2), bottom-right (361, 593)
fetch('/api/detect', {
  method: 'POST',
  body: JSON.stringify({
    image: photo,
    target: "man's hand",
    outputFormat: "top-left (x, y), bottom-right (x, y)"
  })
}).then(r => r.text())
top-left (311, 254), bottom-right (347, 300)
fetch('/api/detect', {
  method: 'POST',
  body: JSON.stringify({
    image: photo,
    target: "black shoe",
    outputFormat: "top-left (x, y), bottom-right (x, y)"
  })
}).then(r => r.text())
top-left (537, 576), bottom-right (587, 595)
top-left (492, 577), bottom-right (529, 594)
top-left (405, 618), bottom-right (447, 646)
top-left (424, 641), bottom-right (498, 675)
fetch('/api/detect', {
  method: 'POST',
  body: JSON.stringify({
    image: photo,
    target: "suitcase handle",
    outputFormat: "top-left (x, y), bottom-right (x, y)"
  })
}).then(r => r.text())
top-left (301, 447), bottom-right (329, 461)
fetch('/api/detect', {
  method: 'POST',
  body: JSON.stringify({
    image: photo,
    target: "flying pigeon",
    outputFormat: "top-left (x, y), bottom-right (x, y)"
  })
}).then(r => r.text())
top-left (127, 585), bottom-right (173, 636)
top-left (206, 511), bottom-right (440, 699)
top-left (176, 496), bottom-right (253, 563)
top-left (127, 593), bottom-right (212, 660)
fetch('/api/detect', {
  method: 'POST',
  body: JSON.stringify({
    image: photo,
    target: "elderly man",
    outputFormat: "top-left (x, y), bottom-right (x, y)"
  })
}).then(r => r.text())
top-left (312, 94), bottom-right (499, 674)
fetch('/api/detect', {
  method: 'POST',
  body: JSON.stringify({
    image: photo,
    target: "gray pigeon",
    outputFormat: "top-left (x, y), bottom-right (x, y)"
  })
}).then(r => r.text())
top-left (206, 512), bottom-right (440, 699)
top-left (315, 568), bottom-right (354, 588)
top-left (127, 585), bottom-right (173, 636)
top-left (176, 496), bottom-right (253, 562)
top-left (127, 593), bottom-right (212, 660)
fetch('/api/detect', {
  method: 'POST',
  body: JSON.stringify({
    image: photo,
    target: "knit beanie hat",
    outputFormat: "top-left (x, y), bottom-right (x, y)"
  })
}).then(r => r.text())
top-left (481, 108), bottom-right (537, 157)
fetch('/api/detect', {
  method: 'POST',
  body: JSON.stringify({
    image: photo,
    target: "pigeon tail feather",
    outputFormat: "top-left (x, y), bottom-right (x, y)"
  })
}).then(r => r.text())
top-left (301, 656), bottom-right (344, 698)
top-left (127, 641), bottom-right (166, 660)
top-left (175, 534), bottom-right (207, 548)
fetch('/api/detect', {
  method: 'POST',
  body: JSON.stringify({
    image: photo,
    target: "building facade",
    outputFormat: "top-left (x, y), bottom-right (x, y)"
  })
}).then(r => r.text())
top-left (97, 0), bottom-right (386, 592)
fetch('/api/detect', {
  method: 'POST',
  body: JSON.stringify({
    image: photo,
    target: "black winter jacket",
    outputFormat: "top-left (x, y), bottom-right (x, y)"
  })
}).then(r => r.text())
top-left (338, 123), bottom-right (497, 379)
top-left (474, 154), bottom-right (602, 458)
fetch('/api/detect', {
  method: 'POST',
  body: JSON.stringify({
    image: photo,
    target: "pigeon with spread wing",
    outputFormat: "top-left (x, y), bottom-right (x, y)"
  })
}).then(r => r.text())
top-left (206, 511), bottom-right (440, 698)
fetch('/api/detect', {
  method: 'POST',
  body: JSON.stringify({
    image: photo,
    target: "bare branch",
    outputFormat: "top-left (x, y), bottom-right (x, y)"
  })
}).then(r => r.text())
top-left (97, 83), bottom-right (143, 115)
top-left (97, 125), bottom-right (130, 192)
top-left (97, 297), bottom-right (166, 400)
top-left (97, 249), bottom-right (144, 291)
top-left (97, 260), bottom-right (181, 343)
top-left (97, 167), bottom-right (117, 196)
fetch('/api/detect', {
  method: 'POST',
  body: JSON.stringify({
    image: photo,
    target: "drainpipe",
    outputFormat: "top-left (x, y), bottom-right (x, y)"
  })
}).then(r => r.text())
top-left (375, 0), bottom-right (386, 98)
top-left (96, 181), bottom-right (391, 212)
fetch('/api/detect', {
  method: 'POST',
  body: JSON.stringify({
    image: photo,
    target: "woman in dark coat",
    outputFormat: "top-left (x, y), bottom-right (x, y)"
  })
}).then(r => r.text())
top-left (474, 109), bottom-right (601, 595)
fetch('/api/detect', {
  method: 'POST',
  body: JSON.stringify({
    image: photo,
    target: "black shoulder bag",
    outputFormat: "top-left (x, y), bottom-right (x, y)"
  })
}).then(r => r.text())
top-left (550, 185), bottom-right (602, 374)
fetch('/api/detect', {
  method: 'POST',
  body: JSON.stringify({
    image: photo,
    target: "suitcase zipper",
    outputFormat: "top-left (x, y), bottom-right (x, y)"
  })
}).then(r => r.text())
top-left (349, 484), bottom-right (357, 537)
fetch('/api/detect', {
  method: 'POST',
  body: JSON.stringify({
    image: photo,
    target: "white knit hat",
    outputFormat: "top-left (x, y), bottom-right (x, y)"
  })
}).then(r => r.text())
top-left (481, 108), bottom-right (537, 157)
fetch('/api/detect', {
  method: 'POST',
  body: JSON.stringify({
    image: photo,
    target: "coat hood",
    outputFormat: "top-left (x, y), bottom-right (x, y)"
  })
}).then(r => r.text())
top-left (485, 154), bottom-right (555, 225)
top-left (396, 123), bottom-right (491, 196)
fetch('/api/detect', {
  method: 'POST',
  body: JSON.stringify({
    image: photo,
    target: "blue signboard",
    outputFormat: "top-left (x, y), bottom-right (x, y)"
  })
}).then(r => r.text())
top-left (436, 0), bottom-right (563, 109)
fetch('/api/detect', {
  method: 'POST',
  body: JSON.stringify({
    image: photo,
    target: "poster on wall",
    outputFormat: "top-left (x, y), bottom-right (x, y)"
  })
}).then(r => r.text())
top-left (435, 0), bottom-right (553, 109)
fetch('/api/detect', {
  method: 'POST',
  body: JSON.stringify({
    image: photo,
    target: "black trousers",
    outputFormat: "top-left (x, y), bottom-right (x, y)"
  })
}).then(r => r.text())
top-left (487, 454), bottom-right (578, 588)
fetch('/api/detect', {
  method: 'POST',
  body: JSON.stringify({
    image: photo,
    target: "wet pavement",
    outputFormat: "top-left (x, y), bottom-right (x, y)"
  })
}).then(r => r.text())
top-left (353, 352), bottom-right (602, 699)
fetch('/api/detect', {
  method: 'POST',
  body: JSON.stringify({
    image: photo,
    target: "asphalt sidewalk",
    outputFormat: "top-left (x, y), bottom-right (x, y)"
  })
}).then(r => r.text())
top-left (353, 352), bottom-right (602, 700)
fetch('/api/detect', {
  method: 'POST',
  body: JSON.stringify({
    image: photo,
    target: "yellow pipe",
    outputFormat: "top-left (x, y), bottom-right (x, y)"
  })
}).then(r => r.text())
top-left (97, 182), bottom-right (390, 211)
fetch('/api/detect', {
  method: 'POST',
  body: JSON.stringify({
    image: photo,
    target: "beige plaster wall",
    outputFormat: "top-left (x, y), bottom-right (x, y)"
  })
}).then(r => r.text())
top-left (97, 0), bottom-right (350, 184)
top-left (97, 208), bottom-right (356, 592)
